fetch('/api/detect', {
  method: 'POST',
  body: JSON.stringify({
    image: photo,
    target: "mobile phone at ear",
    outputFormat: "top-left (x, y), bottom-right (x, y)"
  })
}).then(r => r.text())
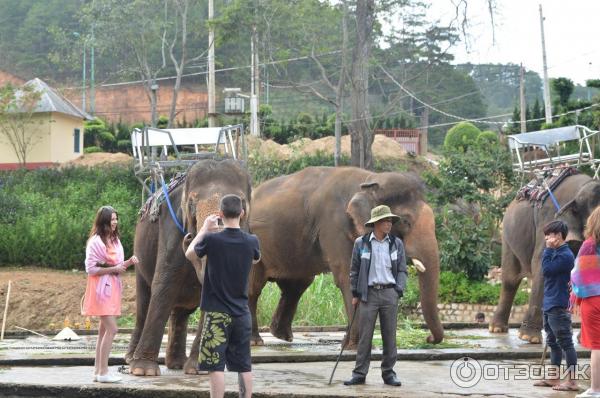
top-left (217, 218), bottom-right (223, 226)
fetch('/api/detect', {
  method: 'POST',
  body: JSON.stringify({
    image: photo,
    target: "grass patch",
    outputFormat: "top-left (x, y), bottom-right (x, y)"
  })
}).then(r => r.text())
top-left (117, 314), bottom-right (135, 328)
top-left (256, 274), bottom-right (347, 327)
top-left (372, 321), bottom-right (482, 349)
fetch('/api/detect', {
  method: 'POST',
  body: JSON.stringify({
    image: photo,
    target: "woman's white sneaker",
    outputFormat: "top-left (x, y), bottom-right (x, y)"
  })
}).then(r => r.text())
top-left (96, 373), bottom-right (122, 383)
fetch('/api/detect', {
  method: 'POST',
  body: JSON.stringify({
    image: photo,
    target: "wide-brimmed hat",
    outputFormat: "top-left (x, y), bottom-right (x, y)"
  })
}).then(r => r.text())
top-left (364, 205), bottom-right (400, 227)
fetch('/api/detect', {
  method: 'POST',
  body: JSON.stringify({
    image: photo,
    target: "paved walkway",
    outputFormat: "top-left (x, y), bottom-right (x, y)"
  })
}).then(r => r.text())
top-left (0, 327), bottom-right (592, 397)
top-left (0, 359), bottom-right (591, 397)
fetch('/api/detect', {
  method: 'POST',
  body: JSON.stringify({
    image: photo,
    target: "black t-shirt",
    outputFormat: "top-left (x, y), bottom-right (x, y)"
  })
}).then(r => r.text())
top-left (195, 228), bottom-right (260, 316)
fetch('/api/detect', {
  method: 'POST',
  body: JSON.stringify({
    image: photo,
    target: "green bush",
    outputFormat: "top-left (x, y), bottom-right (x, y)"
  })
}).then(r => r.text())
top-left (117, 139), bottom-right (132, 153)
top-left (84, 146), bottom-right (103, 154)
top-left (0, 166), bottom-right (139, 269)
top-left (444, 122), bottom-right (481, 151)
top-left (437, 271), bottom-right (528, 305)
top-left (476, 130), bottom-right (499, 147)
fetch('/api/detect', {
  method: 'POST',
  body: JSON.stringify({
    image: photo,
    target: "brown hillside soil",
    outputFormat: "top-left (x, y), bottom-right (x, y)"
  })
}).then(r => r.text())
top-left (0, 268), bottom-right (136, 331)
top-left (63, 152), bottom-right (133, 167)
top-left (247, 134), bottom-right (408, 160)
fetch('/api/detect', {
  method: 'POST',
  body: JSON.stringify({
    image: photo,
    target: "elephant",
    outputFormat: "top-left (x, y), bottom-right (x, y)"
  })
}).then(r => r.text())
top-left (126, 158), bottom-right (252, 376)
top-left (490, 173), bottom-right (600, 343)
top-left (248, 166), bottom-right (444, 346)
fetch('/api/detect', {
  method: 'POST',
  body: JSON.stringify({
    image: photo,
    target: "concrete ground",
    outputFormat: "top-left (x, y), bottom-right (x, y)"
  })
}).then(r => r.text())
top-left (0, 327), bottom-right (592, 397)
top-left (0, 359), bottom-right (591, 397)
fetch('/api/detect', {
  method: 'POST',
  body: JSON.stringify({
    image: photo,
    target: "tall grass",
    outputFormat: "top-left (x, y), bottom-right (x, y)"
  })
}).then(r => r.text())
top-left (256, 273), bottom-right (347, 326)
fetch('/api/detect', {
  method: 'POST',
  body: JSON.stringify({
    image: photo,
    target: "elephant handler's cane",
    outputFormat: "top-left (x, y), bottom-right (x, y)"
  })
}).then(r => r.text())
top-left (328, 303), bottom-right (358, 385)
top-left (540, 342), bottom-right (548, 366)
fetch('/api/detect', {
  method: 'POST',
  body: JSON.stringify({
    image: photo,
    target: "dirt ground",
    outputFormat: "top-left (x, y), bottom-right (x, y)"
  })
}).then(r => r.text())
top-left (63, 152), bottom-right (133, 167)
top-left (246, 134), bottom-right (409, 160)
top-left (0, 268), bottom-right (137, 332)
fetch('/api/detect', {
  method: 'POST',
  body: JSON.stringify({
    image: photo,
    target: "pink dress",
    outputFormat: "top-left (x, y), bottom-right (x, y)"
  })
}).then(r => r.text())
top-left (81, 235), bottom-right (124, 316)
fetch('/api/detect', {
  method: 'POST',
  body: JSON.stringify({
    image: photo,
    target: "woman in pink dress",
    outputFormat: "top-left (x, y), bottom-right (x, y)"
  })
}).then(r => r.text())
top-left (82, 206), bottom-right (138, 383)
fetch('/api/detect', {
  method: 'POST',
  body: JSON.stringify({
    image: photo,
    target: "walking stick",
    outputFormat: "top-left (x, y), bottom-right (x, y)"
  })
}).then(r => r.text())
top-left (328, 303), bottom-right (358, 385)
top-left (540, 342), bottom-right (548, 366)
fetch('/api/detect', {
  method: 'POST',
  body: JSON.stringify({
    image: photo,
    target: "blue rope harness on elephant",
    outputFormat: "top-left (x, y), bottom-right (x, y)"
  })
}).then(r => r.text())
top-left (139, 172), bottom-right (187, 235)
top-left (159, 173), bottom-right (187, 235)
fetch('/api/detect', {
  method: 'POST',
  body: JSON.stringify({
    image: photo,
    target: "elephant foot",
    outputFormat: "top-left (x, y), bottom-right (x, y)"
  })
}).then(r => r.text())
top-left (270, 322), bottom-right (293, 342)
top-left (165, 353), bottom-right (187, 370)
top-left (250, 334), bottom-right (265, 346)
top-left (124, 352), bottom-right (134, 365)
top-left (489, 323), bottom-right (509, 333)
top-left (518, 327), bottom-right (542, 344)
top-left (427, 334), bottom-right (443, 344)
top-left (129, 359), bottom-right (161, 376)
top-left (183, 356), bottom-right (200, 375)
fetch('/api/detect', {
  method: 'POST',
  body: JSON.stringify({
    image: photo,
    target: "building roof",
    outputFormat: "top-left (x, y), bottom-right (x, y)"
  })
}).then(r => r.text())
top-left (23, 78), bottom-right (93, 120)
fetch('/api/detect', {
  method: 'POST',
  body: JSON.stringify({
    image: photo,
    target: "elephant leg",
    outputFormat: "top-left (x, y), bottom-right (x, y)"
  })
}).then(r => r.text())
top-left (491, 245), bottom-right (524, 334)
top-left (518, 261), bottom-right (543, 344)
top-left (183, 311), bottom-right (205, 375)
top-left (248, 262), bottom-right (268, 346)
top-left (130, 269), bottom-right (182, 376)
top-left (270, 277), bottom-right (314, 342)
top-left (126, 271), bottom-right (151, 364)
top-left (165, 306), bottom-right (195, 369)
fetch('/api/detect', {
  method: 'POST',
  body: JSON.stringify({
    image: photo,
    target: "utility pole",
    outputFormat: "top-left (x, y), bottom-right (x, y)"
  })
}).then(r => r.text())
top-left (520, 64), bottom-right (526, 133)
top-left (90, 25), bottom-right (95, 115)
top-left (250, 0), bottom-right (260, 136)
top-left (539, 4), bottom-right (552, 124)
top-left (82, 40), bottom-right (86, 112)
top-left (207, 0), bottom-right (216, 127)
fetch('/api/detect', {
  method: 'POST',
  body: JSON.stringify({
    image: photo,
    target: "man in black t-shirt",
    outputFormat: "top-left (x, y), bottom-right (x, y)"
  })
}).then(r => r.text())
top-left (185, 194), bottom-right (260, 398)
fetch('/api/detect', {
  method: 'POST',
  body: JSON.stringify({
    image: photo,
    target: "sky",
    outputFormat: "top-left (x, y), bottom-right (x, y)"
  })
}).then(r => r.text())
top-left (426, 0), bottom-right (600, 85)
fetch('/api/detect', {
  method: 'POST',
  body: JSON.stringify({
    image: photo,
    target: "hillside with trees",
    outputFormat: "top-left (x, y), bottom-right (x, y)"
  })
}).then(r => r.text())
top-left (1, 0), bottom-right (599, 157)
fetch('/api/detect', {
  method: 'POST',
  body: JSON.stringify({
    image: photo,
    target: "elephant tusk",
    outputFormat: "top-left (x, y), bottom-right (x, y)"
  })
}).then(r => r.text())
top-left (412, 258), bottom-right (426, 273)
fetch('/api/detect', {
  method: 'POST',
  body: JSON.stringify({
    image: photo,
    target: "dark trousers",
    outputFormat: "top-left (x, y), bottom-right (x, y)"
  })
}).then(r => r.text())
top-left (543, 307), bottom-right (577, 370)
top-left (352, 287), bottom-right (398, 378)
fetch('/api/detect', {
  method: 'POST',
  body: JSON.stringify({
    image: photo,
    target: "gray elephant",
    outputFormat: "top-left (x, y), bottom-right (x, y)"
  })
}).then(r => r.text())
top-left (490, 173), bottom-right (600, 342)
top-left (126, 158), bottom-right (252, 375)
top-left (248, 166), bottom-right (444, 346)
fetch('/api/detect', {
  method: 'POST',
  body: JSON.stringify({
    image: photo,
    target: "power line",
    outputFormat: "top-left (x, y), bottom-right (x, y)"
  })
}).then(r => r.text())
top-left (97, 50), bottom-right (342, 88)
top-left (378, 63), bottom-right (508, 124)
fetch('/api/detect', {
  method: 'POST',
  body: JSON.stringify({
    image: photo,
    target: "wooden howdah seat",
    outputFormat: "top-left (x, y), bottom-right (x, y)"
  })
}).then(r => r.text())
top-left (508, 125), bottom-right (600, 178)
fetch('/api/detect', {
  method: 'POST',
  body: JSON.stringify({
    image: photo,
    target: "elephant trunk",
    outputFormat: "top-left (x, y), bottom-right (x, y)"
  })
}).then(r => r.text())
top-left (183, 233), bottom-right (205, 283)
top-left (408, 204), bottom-right (444, 344)
top-left (417, 250), bottom-right (444, 343)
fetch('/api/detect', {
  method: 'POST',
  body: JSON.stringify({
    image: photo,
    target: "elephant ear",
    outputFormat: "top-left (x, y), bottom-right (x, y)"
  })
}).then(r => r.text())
top-left (347, 182), bottom-right (380, 238)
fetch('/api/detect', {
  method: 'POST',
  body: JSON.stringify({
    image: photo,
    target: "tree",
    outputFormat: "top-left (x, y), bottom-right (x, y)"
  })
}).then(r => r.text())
top-left (80, 0), bottom-right (208, 127)
top-left (444, 121), bottom-right (481, 151)
top-left (0, 83), bottom-right (44, 166)
top-left (551, 77), bottom-right (574, 108)
top-left (348, 0), bottom-right (375, 169)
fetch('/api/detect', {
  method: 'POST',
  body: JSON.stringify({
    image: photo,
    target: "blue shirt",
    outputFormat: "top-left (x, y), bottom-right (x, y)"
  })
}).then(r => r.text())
top-left (542, 243), bottom-right (575, 311)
